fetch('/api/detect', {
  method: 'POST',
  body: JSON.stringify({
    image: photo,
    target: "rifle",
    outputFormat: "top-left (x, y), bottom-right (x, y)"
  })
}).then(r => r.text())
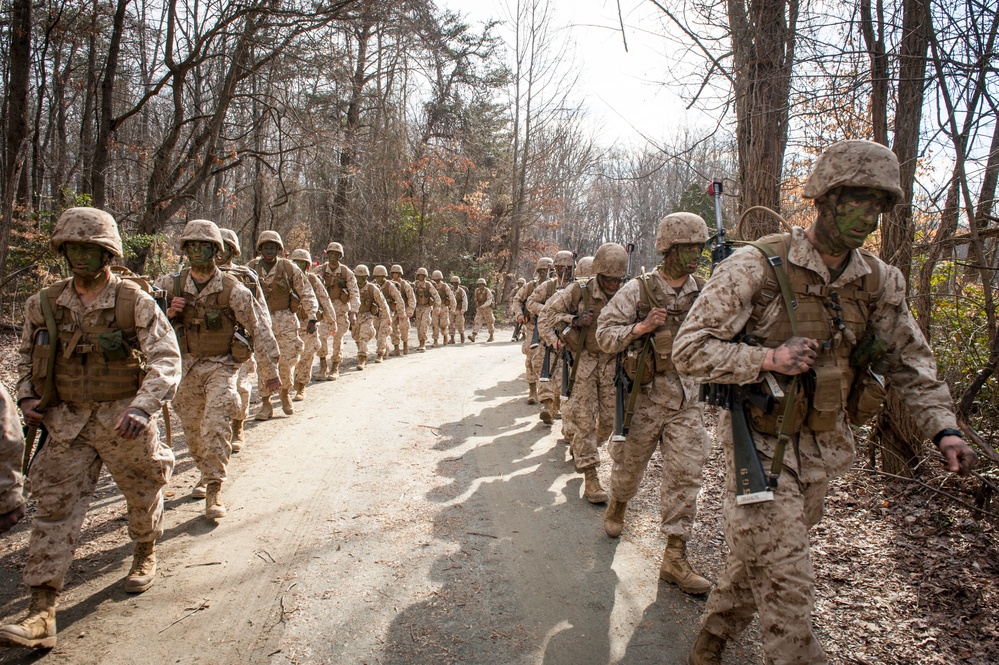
top-left (512, 320), bottom-right (522, 342)
top-left (529, 316), bottom-right (541, 349)
top-left (701, 383), bottom-right (775, 504)
top-left (539, 343), bottom-right (552, 383)
top-left (707, 178), bottom-right (731, 270)
top-left (22, 288), bottom-right (60, 474)
top-left (611, 355), bottom-right (629, 442)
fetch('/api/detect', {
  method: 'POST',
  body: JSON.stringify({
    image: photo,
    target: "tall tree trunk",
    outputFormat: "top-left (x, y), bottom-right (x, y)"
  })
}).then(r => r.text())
top-left (0, 0), bottom-right (32, 281)
top-left (91, 0), bottom-right (130, 209)
top-left (79, 0), bottom-right (100, 197)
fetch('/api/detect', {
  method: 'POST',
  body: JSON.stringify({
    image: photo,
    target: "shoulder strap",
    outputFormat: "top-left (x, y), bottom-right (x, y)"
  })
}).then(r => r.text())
top-left (115, 279), bottom-right (143, 332)
top-left (743, 240), bottom-right (799, 337)
top-left (218, 271), bottom-right (238, 308)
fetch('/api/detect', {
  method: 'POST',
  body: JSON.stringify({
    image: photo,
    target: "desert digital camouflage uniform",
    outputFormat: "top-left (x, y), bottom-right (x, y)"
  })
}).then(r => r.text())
top-left (0, 385), bottom-right (25, 527)
top-left (352, 266), bottom-right (391, 369)
top-left (674, 141), bottom-right (974, 665)
top-left (470, 280), bottom-right (495, 342)
top-left (319, 243), bottom-right (360, 378)
top-left (374, 266), bottom-right (405, 361)
top-left (391, 265), bottom-right (416, 354)
top-left (512, 258), bottom-right (553, 403)
top-left (449, 276), bottom-right (468, 342)
top-left (558, 257), bottom-right (595, 447)
top-left (412, 269), bottom-right (441, 351)
top-left (290, 250), bottom-right (336, 397)
top-left (247, 232), bottom-right (318, 416)
top-left (527, 251), bottom-right (575, 423)
top-left (431, 271), bottom-right (457, 346)
top-left (595, 218), bottom-right (712, 596)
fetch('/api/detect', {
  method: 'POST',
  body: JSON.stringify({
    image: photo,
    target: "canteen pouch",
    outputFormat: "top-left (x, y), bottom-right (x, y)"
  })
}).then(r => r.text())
top-left (231, 329), bottom-right (253, 363)
top-left (652, 329), bottom-right (674, 373)
top-left (621, 342), bottom-right (654, 387)
top-left (804, 363), bottom-right (842, 432)
top-left (847, 368), bottom-right (886, 426)
top-left (98, 330), bottom-right (130, 362)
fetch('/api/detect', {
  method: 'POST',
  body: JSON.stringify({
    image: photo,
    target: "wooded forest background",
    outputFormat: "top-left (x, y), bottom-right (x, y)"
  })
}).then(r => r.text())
top-left (0, 0), bottom-right (997, 488)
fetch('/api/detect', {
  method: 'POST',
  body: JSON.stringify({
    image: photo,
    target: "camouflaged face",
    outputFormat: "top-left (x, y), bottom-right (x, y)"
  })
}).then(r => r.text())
top-left (50, 207), bottom-right (123, 257)
top-left (256, 230), bottom-right (284, 251)
top-left (802, 139), bottom-right (903, 204)
top-left (219, 228), bottom-right (241, 256)
top-left (655, 213), bottom-right (709, 254)
top-left (180, 219), bottom-right (224, 250)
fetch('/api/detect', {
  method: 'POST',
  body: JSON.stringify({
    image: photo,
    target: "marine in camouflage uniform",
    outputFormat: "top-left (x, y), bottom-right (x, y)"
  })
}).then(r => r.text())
top-left (0, 208), bottom-right (181, 649)
top-left (512, 258), bottom-right (553, 403)
top-left (374, 265), bottom-right (405, 362)
top-left (412, 268), bottom-right (441, 352)
top-left (318, 242), bottom-right (360, 380)
top-left (449, 275), bottom-right (469, 343)
top-left (559, 256), bottom-right (595, 448)
top-left (390, 265), bottom-right (416, 355)
top-left (159, 220), bottom-right (281, 519)
top-left (527, 251), bottom-right (576, 423)
top-left (538, 244), bottom-right (624, 504)
top-left (673, 141), bottom-right (977, 665)
top-left (0, 385), bottom-right (25, 535)
top-left (247, 231), bottom-right (318, 419)
top-left (469, 279), bottom-right (495, 342)
top-left (511, 277), bottom-right (527, 342)
top-left (290, 249), bottom-right (336, 400)
top-left (431, 270), bottom-right (457, 347)
top-left (596, 215), bottom-right (713, 596)
top-left (352, 265), bottom-right (391, 369)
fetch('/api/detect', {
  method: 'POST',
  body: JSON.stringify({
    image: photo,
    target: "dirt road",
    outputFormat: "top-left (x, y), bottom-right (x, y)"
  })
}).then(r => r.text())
top-left (0, 334), bottom-right (727, 665)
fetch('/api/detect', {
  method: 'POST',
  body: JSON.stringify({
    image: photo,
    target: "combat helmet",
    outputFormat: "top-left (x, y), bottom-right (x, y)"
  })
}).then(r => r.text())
top-left (219, 228), bottom-right (241, 257)
top-left (575, 256), bottom-right (595, 279)
top-left (179, 219), bottom-right (224, 252)
top-left (290, 249), bottom-right (312, 264)
top-left (592, 243), bottom-right (628, 278)
top-left (373, 265), bottom-right (389, 277)
top-left (655, 213), bottom-right (709, 254)
top-left (416, 267), bottom-right (429, 277)
top-left (390, 264), bottom-right (404, 275)
top-left (450, 275), bottom-right (461, 284)
top-left (476, 278), bottom-right (487, 286)
top-left (354, 264), bottom-right (370, 277)
top-left (517, 277), bottom-right (526, 286)
top-left (431, 270), bottom-right (444, 280)
top-left (803, 139), bottom-right (903, 206)
top-left (50, 207), bottom-right (123, 257)
top-left (327, 242), bottom-right (345, 255)
top-left (256, 230), bottom-right (284, 251)
top-left (553, 250), bottom-right (575, 267)
top-left (535, 257), bottom-right (553, 272)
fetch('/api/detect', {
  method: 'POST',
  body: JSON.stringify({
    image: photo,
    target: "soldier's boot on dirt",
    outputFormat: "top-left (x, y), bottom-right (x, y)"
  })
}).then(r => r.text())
top-left (603, 499), bottom-right (627, 538)
top-left (231, 419), bottom-right (244, 453)
top-left (256, 395), bottom-right (274, 421)
top-left (0, 585), bottom-right (57, 648)
top-left (449, 334), bottom-right (455, 344)
top-left (124, 541), bottom-right (157, 593)
top-left (319, 357), bottom-right (328, 377)
top-left (460, 333), bottom-right (465, 343)
top-left (375, 352), bottom-right (384, 363)
top-left (487, 333), bottom-right (494, 342)
top-left (403, 340), bottom-right (410, 355)
top-left (582, 467), bottom-right (608, 504)
top-left (527, 383), bottom-right (538, 404)
top-left (391, 344), bottom-right (401, 357)
top-left (191, 475), bottom-right (207, 498)
top-left (470, 333), bottom-right (477, 342)
top-left (279, 389), bottom-right (294, 415)
top-left (356, 355), bottom-right (367, 370)
top-left (417, 342), bottom-right (426, 352)
top-left (686, 629), bottom-right (726, 665)
top-left (539, 399), bottom-right (554, 425)
top-left (432, 337), bottom-right (439, 348)
top-left (293, 382), bottom-right (307, 402)
top-left (327, 361), bottom-right (340, 381)
top-left (205, 481), bottom-right (227, 520)
top-left (660, 535), bottom-right (713, 595)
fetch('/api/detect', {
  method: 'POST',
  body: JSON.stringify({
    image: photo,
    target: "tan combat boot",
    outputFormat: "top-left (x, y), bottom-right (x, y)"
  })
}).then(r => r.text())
top-left (279, 389), bottom-right (294, 415)
top-left (527, 383), bottom-right (538, 405)
top-left (391, 344), bottom-right (401, 357)
top-left (0, 585), bottom-right (57, 648)
top-left (356, 355), bottom-right (367, 370)
top-left (470, 333), bottom-right (477, 342)
top-left (460, 333), bottom-right (465, 343)
top-left (205, 481), bottom-right (227, 519)
top-left (327, 361), bottom-right (340, 381)
top-left (403, 340), bottom-right (410, 355)
top-left (255, 396), bottom-right (274, 421)
top-left (582, 468), bottom-right (608, 504)
top-left (432, 338), bottom-right (439, 348)
top-left (487, 333), bottom-right (494, 342)
top-left (319, 357), bottom-right (328, 376)
top-left (231, 419), bottom-right (244, 453)
top-left (687, 629), bottom-right (726, 665)
top-left (604, 499), bottom-right (627, 537)
top-left (539, 400), bottom-right (554, 425)
top-left (417, 342), bottom-right (426, 352)
top-left (191, 475), bottom-right (207, 499)
top-left (375, 352), bottom-right (384, 363)
top-left (293, 382), bottom-right (306, 401)
top-left (661, 535), bottom-right (712, 594)
top-left (124, 541), bottom-right (157, 593)
top-left (449, 334), bottom-right (455, 344)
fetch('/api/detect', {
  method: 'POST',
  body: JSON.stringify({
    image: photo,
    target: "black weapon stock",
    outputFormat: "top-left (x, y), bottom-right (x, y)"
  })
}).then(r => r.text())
top-left (512, 320), bottom-right (522, 341)
top-left (560, 347), bottom-right (572, 398)
top-left (529, 316), bottom-right (541, 349)
top-left (611, 355), bottom-right (631, 442)
top-left (539, 344), bottom-right (552, 383)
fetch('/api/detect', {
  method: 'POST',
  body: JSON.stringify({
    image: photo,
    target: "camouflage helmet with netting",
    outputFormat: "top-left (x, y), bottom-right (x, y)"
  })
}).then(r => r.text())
top-left (50, 207), bottom-right (123, 257)
top-left (476, 278), bottom-right (487, 286)
top-left (416, 267), bottom-right (429, 277)
top-left (592, 243), bottom-right (628, 278)
top-left (290, 248), bottom-right (312, 264)
top-left (354, 264), bottom-right (370, 277)
top-left (179, 219), bottom-right (224, 252)
top-left (450, 275), bottom-right (460, 284)
top-left (575, 256), bottom-right (595, 279)
top-left (373, 265), bottom-right (389, 277)
top-left (390, 264), bottom-right (404, 275)
top-left (655, 213), bottom-right (709, 254)
top-left (535, 257), bottom-right (553, 272)
top-left (256, 229), bottom-right (284, 251)
top-left (803, 139), bottom-right (904, 206)
top-left (553, 250), bottom-right (575, 268)
top-left (219, 228), bottom-right (241, 257)
top-left (431, 269), bottom-right (444, 280)
top-left (326, 242), bottom-right (344, 255)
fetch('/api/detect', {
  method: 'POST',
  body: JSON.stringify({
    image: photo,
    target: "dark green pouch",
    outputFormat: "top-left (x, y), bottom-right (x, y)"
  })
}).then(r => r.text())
top-left (205, 310), bottom-right (223, 330)
top-left (98, 330), bottom-right (129, 361)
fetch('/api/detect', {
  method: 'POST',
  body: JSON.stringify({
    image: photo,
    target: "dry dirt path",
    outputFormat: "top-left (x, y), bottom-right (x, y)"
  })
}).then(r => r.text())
top-left (0, 334), bottom-right (713, 665)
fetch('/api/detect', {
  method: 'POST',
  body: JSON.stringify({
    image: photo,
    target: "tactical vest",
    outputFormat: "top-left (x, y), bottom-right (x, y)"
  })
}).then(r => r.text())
top-left (742, 233), bottom-right (884, 432)
top-left (168, 269), bottom-right (239, 358)
top-left (635, 272), bottom-right (704, 374)
top-left (359, 283), bottom-right (380, 315)
top-left (395, 279), bottom-right (412, 309)
top-left (249, 258), bottom-right (298, 314)
top-left (323, 263), bottom-right (351, 304)
top-left (414, 280), bottom-right (433, 306)
top-left (379, 280), bottom-right (401, 312)
top-left (475, 288), bottom-right (490, 306)
top-left (565, 279), bottom-right (611, 353)
top-left (31, 278), bottom-right (144, 404)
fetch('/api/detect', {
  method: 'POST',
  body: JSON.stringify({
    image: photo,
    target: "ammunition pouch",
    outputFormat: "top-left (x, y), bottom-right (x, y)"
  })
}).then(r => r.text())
top-left (846, 368), bottom-right (886, 426)
top-left (98, 330), bottom-right (130, 362)
top-left (651, 329), bottom-right (674, 373)
top-left (746, 373), bottom-right (807, 436)
top-left (621, 341), bottom-right (654, 387)
top-left (804, 362), bottom-right (842, 432)
top-left (204, 310), bottom-right (223, 331)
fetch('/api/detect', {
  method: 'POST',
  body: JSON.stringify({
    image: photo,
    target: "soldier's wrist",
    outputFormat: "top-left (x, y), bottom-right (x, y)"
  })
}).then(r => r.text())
top-left (932, 428), bottom-right (963, 448)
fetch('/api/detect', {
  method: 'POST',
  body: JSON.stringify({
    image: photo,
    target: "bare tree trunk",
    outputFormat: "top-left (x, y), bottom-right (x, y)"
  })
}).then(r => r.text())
top-left (860, 0), bottom-right (889, 146)
top-left (91, 0), bottom-right (130, 209)
top-left (79, 0), bottom-right (100, 197)
top-left (0, 0), bottom-right (32, 281)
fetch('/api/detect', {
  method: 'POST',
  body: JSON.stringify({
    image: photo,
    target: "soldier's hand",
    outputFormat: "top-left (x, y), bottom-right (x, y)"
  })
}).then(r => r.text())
top-left (0, 504), bottom-right (25, 535)
top-left (517, 314), bottom-right (528, 325)
top-left (940, 435), bottom-right (976, 476)
top-left (19, 398), bottom-right (44, 425)
top-left (348, 311), bottom-right (357, 326)
top-left (551, 338), bottom-right (563, 351)
top-left (307, 319), bottom-right (318, 334)
top-left (572, 311), bottom-right (594, 328)
top-left (265, 377), bottom-right (282, 394)
top-left (764, 337), bottom-right (819, 375)
top-left (115, 408), bottom-right (150, 439)
top-left (167, 296), bottom-right (186, 318)
top-left (634, 307), bottom-right (668, 336)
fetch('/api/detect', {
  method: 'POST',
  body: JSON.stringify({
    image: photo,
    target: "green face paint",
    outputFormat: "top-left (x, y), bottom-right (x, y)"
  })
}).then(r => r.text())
top-left (329, 251), bottom-right (343, 265)
top-left (661, 243), bottom-right (704, 279)
top-left (64, 242), bottom-right (106, 277)
top-left (814, 186), bottom-right (889, 254)
top-left (216, 247), bottom-right (233, 266)
top-left (185, 241), bottom-right (217, 267)
top-left (357, 275), bottom-right (367, 287)
top-left (376, 276), bottom-right (386, 285)
top-left (294, 260), bottom-right (310, 273)
top-left (260, 242), bottom-right (280, 262)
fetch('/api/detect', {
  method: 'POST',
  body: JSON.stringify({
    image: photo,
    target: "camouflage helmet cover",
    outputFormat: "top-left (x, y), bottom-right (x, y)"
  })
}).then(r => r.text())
top-left (373, 265), bottom-right (389, 277)
top-left (290, 248), bottom-right (312, 264)
top-left (431, 269), bottom-right (444, 280)
top-left (802, 139), bottom-right (904, 206)
top-left (50, 207), bottom-right (123, 257)
top-left (179, 219), bottom-right (224, 251)
top-left (256, 229), bottom-right (284, 251)
top-left (655, 213), bottom-right (709, 254)
top-left (450, 275), bottom-right (460, 284)
top-left (517, 277), bottom-right (526, 285)
top-left (219, 228), bottom-right (241, 256)
top-left (416, 267), bottom-right (429, 277)
top-left (592, 243), bottom-right (628, 278)
top-left (354, 264), bottom-right (370, 277)
top-left (535, 257), bottom-right (553, 272)
top-left (327, 242), bottom-right (345, 254)
top-left (575, 256), bottom-right (595, 279)
top-left (390, 264), bottom-right (404, 274)
top-left (553, 250), bottom-right (575, 268)
top-left (476, 278), bottom-right (487, 285)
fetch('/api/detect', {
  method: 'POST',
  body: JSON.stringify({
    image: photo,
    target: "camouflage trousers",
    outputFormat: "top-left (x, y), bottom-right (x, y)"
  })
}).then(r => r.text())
top-left (414, 305), bottom-right (432, 345)
top-left (261, 310), bottom-right (302, 395)
top-left (319, 310), bottom-right (350, 364)
top-left (175, 358), bottom-right (240, 483)
top-left (471, 307), bottom-right (495, 337)
top-left (392, 312), bottom-right (411, 349)
top-left (531, 343), bottom-right (561, 412)
top-left (699, 414), bottom-right (828, 664)
top-left (607, 382), bottom-right (710, 540)
top-left (236, 357), bottom-right (255, 420)
top-left (24, 407), bottom-right (174, 590)
top-left (449, 309), bottom-right (465, 339)
top-left (353, 312), bottom-right (377, 359)
top-left (296, 325), bottom-right (321, 385)
top-left (566, 351), bottom-right (615, 470)
top-left (375, 315), bottom-right (393, 356)
top-left (431, 308), bottom-right (449, 343)
top-left (522, 323), bottom-right (539, 384)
